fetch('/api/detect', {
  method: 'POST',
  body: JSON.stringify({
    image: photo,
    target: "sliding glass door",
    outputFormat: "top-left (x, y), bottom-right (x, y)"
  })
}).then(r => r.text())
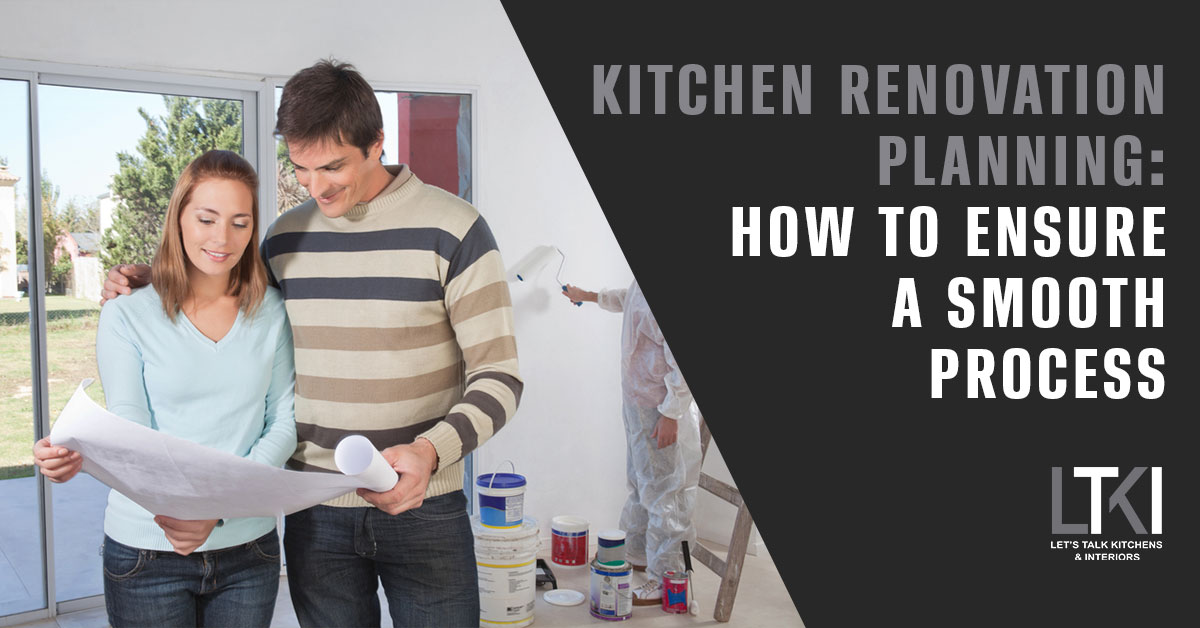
top-left (0, 75), bottom-right (46, 620)
top-left (0, 64), bottom-right (261, 623)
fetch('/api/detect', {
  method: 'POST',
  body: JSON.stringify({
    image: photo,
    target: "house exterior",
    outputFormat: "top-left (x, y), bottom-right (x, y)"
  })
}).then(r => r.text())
top-left (1, 165), bottom-right (19, 298)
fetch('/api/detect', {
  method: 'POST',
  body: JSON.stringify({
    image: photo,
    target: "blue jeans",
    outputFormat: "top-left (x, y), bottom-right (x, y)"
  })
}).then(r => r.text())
top-left (284, 491), bottom-right (478, 627)
top-left (102, 530), bottom-right (280, 628)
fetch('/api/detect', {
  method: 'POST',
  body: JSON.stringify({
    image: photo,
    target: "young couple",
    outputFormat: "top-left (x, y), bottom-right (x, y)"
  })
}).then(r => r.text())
top-left (33, 60), bottom-right (522, 628)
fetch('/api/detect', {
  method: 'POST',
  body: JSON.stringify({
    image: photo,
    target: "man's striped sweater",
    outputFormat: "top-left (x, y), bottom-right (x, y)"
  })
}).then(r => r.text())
top-left (263, 164), bottom-right (522, 507)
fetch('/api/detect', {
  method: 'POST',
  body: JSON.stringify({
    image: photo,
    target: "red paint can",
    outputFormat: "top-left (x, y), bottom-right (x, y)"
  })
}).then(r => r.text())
top-left (550, 515), bottom-right (589, 566)
top-left (662, 570), bottom-right (689, 614)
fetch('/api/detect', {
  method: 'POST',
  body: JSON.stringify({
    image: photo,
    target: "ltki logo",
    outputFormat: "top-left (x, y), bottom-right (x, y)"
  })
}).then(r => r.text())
top-left (1052, 467), bottom-right (1163, 534)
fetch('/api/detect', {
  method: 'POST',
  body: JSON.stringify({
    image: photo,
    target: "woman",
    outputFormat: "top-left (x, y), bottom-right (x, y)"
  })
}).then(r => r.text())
top-left (32, 150), bottom-right (296, 627)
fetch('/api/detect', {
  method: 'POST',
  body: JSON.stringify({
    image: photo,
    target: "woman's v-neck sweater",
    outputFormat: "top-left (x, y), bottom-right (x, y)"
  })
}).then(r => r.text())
top-left (95, 284), bottom-right (296, 551)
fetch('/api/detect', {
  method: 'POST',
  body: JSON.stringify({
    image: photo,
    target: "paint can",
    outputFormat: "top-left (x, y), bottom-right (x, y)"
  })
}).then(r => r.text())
top-left (662, 570), bottom-right (690, 614)
top-left (550, 515), bottom-right (589, 567)
top-left (596, 529), bottom-right (627, 566)
top-left (473, 517), bottom-right (540, 628)
top-left (589, 558), bottom-right (633, 621)
top-left (476, 463), bottom-right (526, 529)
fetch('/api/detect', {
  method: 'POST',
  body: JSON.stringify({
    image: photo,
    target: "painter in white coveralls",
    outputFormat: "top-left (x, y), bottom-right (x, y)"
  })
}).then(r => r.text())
top-left (563, 279), bottom-right (702, 606)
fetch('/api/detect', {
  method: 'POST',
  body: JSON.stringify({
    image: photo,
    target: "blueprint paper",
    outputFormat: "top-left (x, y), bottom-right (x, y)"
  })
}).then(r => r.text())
top-left (334, 434), bottom-right (400, 491)
top-left (48, 380), bottom-right (398, 519)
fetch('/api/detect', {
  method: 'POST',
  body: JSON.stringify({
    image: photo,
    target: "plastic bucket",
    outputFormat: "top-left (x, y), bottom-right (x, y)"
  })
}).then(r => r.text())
top-left (550, 515), bottom-right (589, 567)
top-left (589, 559), bottom-right (632, 621)
top-left (474, 517), bottom-right (539, 628)
top-left (476, 471), bottom-right (526, 529)
top-left (596, 529), bottom-right (626, 566)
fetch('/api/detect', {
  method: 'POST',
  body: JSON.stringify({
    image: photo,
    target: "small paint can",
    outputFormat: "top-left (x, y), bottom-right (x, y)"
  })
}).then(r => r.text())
top-left (589, 559), bottom-right (632, 621)
top-left (662, 570), bottom-right (689, 614)
top-left (476, 472), bottom-right (526, 529)
top-left (550, 515), bottom-right (589, 567)
top-left (596, 529), bottom-right (627, 566)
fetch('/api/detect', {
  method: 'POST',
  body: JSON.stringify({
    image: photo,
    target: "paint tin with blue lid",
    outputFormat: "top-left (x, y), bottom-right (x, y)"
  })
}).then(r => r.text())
top-left (476, 471), bottom-right (526, 528)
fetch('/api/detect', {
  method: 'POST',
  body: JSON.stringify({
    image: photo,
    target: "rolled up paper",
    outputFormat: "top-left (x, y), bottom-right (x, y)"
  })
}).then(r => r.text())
top-left (334, 435), bottom-right (399, 492)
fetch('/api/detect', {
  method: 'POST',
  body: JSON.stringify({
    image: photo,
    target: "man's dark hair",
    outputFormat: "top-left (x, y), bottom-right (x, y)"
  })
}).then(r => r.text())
top-left (275, 59), bottom-right (382, 157)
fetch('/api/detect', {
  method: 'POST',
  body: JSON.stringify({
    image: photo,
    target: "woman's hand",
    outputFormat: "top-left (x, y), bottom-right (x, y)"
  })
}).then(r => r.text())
top-left (32, 438), bottom-right (83, 483)
top-left (153, 516), bottom-right (220, 556)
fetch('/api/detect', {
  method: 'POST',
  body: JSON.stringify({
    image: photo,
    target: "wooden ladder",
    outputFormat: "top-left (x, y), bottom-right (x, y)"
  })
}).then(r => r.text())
top-left (691, 418), bottom-right (755, 623)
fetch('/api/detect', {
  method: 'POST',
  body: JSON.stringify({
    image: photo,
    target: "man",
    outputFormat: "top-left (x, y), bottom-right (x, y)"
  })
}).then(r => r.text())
top-left (103, 60), bottom-right (522, 627)
top-left (561, 281), bottom-right (700, 607)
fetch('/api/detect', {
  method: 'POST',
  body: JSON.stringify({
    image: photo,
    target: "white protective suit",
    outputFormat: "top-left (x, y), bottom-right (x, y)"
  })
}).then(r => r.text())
top-left (597, 280), bottom-right (702, 580)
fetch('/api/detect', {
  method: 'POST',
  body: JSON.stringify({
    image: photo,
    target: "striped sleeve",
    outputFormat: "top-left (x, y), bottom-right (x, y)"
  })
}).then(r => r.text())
top-left (417, 215), bottom-right (523, 468)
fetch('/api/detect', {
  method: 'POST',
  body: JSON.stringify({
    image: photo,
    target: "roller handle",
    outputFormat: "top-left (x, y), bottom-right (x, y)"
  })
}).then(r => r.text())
top-left (563, 285), bottom-right (582, 306)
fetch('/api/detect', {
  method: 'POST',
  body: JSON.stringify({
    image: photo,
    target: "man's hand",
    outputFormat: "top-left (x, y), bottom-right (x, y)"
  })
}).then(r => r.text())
top-left (153, 516), bottom-right (219, 556)
top-left (357, 438), bottom-right (440, 515)
top-left (650, 415), bottom-right (678, 449)
top-left (32, 438), bottom-right (83, 483)
top-left (100, 264), bottom-right (152, 305)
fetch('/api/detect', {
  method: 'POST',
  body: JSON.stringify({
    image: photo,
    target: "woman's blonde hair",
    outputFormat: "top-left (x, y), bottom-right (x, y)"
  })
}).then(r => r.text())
top-left (151, 150), bottom-right (267, 320)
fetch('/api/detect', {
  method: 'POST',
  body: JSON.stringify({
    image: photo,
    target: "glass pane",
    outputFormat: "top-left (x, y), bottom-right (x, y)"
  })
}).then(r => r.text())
top-left (383, 91), bottom-right (472, 202)
top-left (36, 84), bottom-right (244, 603)
top-left (0, 77), bottom-right (47, 618)
top-left (274, 87), bottom-right (472, 214)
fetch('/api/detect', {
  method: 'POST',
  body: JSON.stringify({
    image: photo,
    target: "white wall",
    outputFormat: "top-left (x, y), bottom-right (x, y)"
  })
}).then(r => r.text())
top-left (1, 0), bottom-right (741, 548)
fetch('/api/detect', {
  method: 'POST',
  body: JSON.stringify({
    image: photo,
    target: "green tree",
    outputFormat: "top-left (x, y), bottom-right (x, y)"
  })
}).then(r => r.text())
top-left (56, 197), bottom-right (99, 234)
top-left (33, 173), bottom-right (73, 293)
top-left (14, 231), bottom-right (26, 264)
top-left (276, 141), bottom-right (309, 214)
top-left (101, 97), bottom-right (242, 267)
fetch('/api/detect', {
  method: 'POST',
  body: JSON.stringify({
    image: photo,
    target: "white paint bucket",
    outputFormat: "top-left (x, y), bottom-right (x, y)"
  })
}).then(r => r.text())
top-left (474, 517), bottom-right (539, 628)
top-left (589, 559), bottom-right (633, 621)
top-left (476, 463), bottom-right (526, 529)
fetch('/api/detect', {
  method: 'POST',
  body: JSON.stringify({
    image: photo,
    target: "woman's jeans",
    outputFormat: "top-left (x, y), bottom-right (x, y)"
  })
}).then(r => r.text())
top-left (102, 530), bottom-right (280, 628)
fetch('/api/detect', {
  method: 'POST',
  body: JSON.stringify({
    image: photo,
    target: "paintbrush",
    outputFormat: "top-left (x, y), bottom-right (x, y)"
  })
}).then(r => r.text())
top-left (682, 540), bottom-right (699, 615)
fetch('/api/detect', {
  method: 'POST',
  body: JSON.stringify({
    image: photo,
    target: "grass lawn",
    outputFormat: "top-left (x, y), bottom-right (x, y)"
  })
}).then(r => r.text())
top-left (0, 314), bottom-right (105, 480)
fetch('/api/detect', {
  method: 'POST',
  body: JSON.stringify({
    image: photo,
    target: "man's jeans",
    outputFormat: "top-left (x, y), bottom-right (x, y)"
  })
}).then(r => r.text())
top-left (102, 530), bottom-right (280, 628)
top-left (284, 491), bottom-right (478, 627)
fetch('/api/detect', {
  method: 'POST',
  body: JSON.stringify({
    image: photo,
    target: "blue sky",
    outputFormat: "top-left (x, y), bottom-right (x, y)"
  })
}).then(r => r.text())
top-left (1, 80), bottom-right (168, 205)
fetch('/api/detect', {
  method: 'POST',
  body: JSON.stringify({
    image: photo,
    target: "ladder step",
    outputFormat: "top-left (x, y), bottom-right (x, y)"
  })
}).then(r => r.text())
top-left (691, 540), bottom-right (727, 576)
top-left (699, 472), bottom-right (742, 507)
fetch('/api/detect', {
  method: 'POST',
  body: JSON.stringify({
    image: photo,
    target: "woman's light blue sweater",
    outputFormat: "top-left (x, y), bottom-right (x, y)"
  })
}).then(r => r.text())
top-left (95, 285), bottom-right (296, 551)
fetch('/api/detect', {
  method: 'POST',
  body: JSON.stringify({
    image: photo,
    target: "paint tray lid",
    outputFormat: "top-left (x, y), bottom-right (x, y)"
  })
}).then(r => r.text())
top-left (476, 472), bottom-right (526, 489)
top-left (543, 588), bottom-right (585, 606)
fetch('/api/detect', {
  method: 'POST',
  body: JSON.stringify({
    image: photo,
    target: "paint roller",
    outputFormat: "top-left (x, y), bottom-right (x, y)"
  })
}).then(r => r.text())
top-left (505, 245), bottom-right (582, 305)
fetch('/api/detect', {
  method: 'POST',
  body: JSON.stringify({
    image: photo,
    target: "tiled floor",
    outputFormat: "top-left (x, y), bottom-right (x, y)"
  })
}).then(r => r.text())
top-left (7, 542), bottom-right (803, 627)
top-left (0, 475), bottom-right (108, 618)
